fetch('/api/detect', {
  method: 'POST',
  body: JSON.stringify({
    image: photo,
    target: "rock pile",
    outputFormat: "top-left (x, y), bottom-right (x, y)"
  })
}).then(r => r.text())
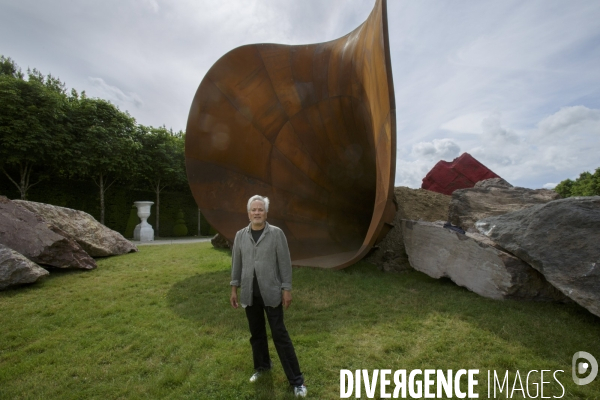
top-left (0, 196), bottom-right (137, 290)
top-left (376, 179), bottom-right (600, 318)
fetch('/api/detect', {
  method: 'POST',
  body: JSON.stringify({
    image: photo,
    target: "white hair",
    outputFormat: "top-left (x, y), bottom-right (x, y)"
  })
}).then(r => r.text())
top-left (247, 195), bottom-right (269, 212)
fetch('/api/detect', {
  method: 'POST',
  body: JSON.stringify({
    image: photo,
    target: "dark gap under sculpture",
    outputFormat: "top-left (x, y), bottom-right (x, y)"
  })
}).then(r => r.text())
top-left (186, 0), bottom-right (396, 269)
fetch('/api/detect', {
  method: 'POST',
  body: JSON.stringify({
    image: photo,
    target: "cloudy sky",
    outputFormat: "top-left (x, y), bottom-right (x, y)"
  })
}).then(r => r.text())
top-left (1, 0), bottom-right (599, 189)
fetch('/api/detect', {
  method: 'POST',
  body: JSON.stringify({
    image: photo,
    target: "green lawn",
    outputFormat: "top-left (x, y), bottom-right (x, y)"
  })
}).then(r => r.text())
top-left (1, 242), bottom-right (599, 399)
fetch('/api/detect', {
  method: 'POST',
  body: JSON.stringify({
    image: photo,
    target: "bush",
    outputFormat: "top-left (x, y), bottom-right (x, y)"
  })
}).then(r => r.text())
top-left (172, 209), bottom-right (188, 237)
top-left (555, 168), bottom-right (600, 197)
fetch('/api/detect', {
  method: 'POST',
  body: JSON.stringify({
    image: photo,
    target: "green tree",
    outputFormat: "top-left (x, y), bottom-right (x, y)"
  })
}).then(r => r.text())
top-left (136, 126), bottom-right (187, 235)
top-left (555, 168), bottom-right (600, 197)
top-left (0, 56), bottom-right (23, 78)
top-left (554, 179), bottom-right (574, 198)
top-left (0, 57), bottom-right (70, 199)
top-left (67, 97), bottom-right (141, 224)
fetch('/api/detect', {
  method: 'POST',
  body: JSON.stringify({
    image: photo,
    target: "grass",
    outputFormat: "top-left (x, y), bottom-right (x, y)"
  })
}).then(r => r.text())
top-left (0, 242), bottom-right (599, 399)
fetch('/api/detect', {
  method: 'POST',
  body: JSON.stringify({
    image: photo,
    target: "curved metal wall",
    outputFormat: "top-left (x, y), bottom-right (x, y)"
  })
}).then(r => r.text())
top-left (186, 0), bottom-right (396, 269)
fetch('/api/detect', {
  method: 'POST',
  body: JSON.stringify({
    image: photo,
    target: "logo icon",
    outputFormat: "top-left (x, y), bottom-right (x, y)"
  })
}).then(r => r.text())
top-left (572, 351), bottom-right (598, 385)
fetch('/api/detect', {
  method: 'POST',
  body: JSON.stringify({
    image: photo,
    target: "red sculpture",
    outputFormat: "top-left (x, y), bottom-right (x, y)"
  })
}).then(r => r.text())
top-left (421, 153), bottom-right (501, 195)
top-left (185, 0), bottom-right (396, 269)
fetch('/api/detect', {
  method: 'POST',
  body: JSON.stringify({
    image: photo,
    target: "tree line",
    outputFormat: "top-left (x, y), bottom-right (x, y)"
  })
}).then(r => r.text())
top-left (554, 168), bottom-right (600, 198)
top-left (0, 56), bottom-right (188, 233)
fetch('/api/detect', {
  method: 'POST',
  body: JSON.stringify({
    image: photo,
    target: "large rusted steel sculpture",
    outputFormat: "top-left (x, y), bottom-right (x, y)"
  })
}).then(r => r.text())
top-left (186, 0), bottom-right (396, 269)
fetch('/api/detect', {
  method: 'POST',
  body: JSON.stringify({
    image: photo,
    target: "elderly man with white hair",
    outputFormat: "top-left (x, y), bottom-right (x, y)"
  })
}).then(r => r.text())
top-left (230, 194), bottom-right (307, 397)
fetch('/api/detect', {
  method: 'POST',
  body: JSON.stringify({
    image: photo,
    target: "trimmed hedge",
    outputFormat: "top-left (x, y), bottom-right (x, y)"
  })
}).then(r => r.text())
top-left (0, 176), bottom-right (215, 237)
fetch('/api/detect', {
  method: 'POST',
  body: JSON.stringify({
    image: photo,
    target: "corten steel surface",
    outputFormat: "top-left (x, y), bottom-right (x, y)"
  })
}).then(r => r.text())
top-left (186, 0), bottom-right (396, 269)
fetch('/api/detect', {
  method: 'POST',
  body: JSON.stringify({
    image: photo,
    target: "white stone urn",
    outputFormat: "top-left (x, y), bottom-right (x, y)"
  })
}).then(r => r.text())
top-left (133, 201), bottom-right (154, 241)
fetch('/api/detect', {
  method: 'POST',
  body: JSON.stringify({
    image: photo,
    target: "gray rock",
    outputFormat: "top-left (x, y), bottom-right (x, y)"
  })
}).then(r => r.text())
top-left (474, 177), bottom-right (513, 189)
top-left (0, 244), bottom-right (49, 290)
top-left (402, 220), bottom-right (566, 301)
top-left (14, 200), bottom-right (137, 257)
top-left (476, 196), bottom-right (600, 317)
top-left (0, 196), bottom-right (96, 269)
top-left (211, 233), bottom-right (231, 249)
top-left (449, 180), bottom-right (561, 232)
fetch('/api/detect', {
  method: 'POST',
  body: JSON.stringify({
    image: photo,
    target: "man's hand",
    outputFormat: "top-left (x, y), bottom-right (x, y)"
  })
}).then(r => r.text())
top-left (230, 286), bottom-right (239, 309)
top-left (282, 290), bottom-right (292, 310)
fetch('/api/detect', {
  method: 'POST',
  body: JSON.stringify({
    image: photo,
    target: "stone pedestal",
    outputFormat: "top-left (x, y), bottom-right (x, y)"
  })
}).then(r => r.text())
top-left (133, 201), bottom-right (154, 242)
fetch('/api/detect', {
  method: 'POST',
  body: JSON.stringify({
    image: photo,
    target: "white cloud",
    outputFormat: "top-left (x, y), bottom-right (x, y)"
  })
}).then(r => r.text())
top-left (395, 158), bottom-right (433, 189)
top-left (440, 113), bottom-right (488, 134)
top-left (543, 183), bottom-right (557, 189)
top-left (88, 77), bottom-right (143, 108)
top-left (466, 106), bottom-right (600, 188)
top-left (481, 113), bottom-right (519, 145)
top-left (411, 139), bottom-right (461, 161)
top-left (537, 106), bottom-right (600, 136)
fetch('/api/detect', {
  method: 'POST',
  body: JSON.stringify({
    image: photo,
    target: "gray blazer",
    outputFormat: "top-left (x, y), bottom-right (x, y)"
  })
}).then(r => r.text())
top-left (230, 222), bottom-right (292, 307)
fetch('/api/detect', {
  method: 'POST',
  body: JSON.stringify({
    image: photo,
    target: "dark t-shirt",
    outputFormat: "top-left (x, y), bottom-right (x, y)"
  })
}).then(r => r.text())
top-left (251, 227), bottom-right (264, 243)
top-left (251, 227), bottom-right (264, 298)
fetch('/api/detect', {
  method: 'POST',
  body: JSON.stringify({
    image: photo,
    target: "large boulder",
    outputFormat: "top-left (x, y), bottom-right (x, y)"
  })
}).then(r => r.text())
top-left (421, 153), bottom-right (501, 195)
top-left (402, 220), bottom-right (566, 301)
top-left (0, 244), bottom-right (49, 290)
top-left (0, 196), bottom-right (96, 270)
top-left (14, 200), bottom-right (137, 257)
top-left (476, 196), bottom-right (600, 317)
top-left (365, 187), bottom-right (451, 272)
top-left (449, 179), bottom-right (561, 232)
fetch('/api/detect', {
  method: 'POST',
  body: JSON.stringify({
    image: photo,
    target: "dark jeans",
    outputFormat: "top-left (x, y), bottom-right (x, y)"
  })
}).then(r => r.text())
top-left (245, 295), bottom-right (304, 387)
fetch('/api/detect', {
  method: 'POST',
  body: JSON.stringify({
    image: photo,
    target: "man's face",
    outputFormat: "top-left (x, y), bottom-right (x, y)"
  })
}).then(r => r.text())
top-left (248, 200), bottom-right (267, 227)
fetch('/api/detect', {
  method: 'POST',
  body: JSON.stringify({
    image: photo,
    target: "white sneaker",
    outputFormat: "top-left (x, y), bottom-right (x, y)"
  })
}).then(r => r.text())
top-left (294, 385), bottom-right (307, 397)
top-left (249, 371), bottom-right (263, 383)
top-left (250, 360), bottom-right (273, 382)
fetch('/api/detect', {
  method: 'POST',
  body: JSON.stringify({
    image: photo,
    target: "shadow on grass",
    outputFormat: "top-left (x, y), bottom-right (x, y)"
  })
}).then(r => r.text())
top-left (166, 269), bottom-right (233, 324)
top-left (163, 250), bottom-right (600, 397)
top-left (166, 259), bottom-right (600, 363)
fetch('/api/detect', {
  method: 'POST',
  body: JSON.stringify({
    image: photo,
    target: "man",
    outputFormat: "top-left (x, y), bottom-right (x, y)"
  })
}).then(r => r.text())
top-left (230, 195), bottom-right (307, 397)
